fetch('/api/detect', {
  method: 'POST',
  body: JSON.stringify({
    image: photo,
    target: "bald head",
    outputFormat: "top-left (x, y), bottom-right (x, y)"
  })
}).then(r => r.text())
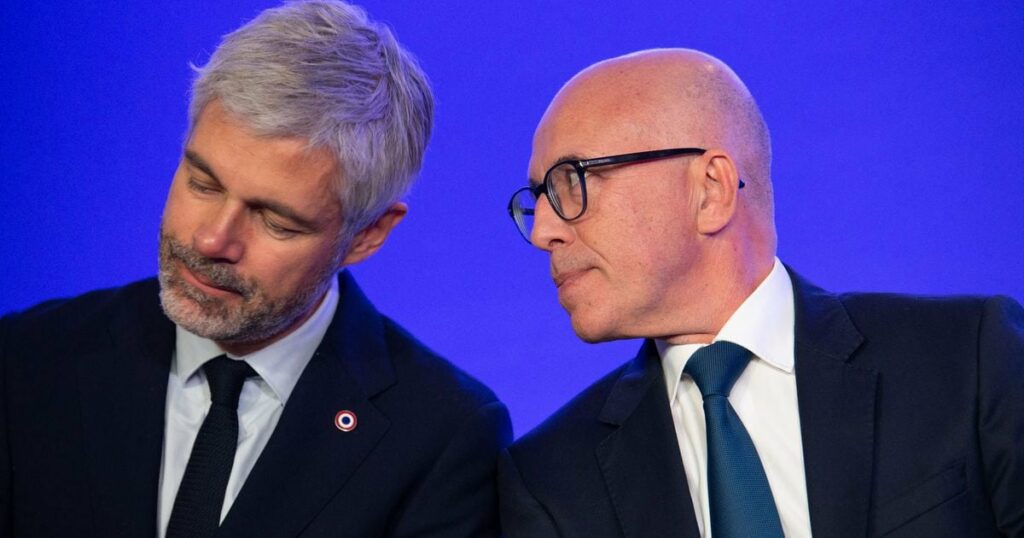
top-left (527, 49), bottom-right (778, 343)
top-left (539, 48), bottom-right (774, 225)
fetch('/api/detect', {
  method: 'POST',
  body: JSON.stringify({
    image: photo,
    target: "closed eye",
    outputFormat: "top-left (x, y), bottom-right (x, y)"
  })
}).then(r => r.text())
top-left (187, 177), bottom-right (220, 195)
top-left (259, 210), bottom-right (303, 239)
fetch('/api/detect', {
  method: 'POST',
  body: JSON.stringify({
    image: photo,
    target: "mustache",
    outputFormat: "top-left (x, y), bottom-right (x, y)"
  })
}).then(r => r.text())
top-left (161, 235), bottom-right (255, 298)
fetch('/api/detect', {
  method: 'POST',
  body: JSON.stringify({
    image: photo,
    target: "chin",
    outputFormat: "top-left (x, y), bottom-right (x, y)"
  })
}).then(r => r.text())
top-left (569, 315), bottom-right (619, 344)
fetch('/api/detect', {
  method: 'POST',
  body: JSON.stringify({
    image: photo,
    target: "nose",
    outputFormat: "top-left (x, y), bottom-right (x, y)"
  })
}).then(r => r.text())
top-left (530, 195), bottom-right (574, 251)
top-left (192, 203), bottom-right (245, 263)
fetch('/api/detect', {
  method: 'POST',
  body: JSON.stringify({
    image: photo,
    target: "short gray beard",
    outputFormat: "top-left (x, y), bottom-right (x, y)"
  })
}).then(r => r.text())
top-left (157, 232), bottom-right (335, 346)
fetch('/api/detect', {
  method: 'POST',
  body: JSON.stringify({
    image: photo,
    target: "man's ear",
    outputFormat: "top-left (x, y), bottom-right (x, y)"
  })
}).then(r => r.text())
top-left (340, 202), bottom-right (408, 266)
top-left (696, 151), bottom-right (741, 235)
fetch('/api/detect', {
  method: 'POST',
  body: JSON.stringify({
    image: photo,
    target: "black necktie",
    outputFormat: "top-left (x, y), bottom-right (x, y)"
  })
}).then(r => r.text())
top-left (684, 341), bottom-right (784, 538)
top-left (166, 355), bottom-right (257, 538)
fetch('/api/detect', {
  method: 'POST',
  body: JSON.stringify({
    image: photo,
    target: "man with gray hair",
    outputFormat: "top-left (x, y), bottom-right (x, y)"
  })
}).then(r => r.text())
top-left (0, 1), bottom-right (510, 536)
top-left (500, 48), bottom-right (1023, 537)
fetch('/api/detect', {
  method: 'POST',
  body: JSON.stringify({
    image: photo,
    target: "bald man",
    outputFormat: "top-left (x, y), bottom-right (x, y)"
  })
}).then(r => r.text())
top-left (499, 49), bottom-right (1024, 537)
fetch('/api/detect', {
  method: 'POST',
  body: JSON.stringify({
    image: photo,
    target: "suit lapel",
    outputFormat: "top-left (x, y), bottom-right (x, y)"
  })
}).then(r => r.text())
top-left (789, 269), bottom-right (876, 538)
top-left (595, 341), bottom-right (701, 538)
top-left (76, 280), bottom-right (174, 537)
top-left (220, 271), bottom-right (395, 537)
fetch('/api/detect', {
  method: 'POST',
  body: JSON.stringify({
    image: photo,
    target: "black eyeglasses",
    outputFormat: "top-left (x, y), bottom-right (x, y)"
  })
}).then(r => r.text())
top-left (507, 147), bottom-right (744, 242)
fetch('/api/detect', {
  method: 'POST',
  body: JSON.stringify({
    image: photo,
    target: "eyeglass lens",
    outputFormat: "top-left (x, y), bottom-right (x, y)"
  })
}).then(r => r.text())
top-left (511, 162), bottom-right (586, 241)
top-left (547, 163), bottom-right (585, 221)
top-left (510, 189), bottom-right (536, 241)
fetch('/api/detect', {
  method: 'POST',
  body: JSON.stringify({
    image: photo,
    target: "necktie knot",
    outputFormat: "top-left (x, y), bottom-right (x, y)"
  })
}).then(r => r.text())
top-left (203, 355), bottom-right (256, 409)
top-left (684, 341), bottom-right (752, 398)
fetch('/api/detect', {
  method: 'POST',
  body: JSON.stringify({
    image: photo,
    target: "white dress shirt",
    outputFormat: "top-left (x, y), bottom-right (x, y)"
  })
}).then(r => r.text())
top-left (658, 258), bottom-right (812, 537)
top-left (157, 277), bottom-right (339, 537)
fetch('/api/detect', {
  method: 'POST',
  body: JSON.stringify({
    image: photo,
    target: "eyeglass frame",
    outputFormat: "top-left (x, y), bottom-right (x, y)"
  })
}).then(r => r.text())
top-left (507, 147), bottom-right (744, 242)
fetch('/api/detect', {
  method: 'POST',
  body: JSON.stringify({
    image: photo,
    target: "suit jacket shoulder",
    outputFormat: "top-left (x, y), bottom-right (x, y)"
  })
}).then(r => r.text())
top-left (1, 278), bottom-right (174, 538)
top-left (2, 278), bottom-right (166, 356)
top-left (378, 314), bottom-right (503, 415)
top-left (509, 354), bottom-right (633, 459)
top-left (500, 354), bottom-right (635, 537)
top-left (789, 270), bottom-right (1024, 537)
top-left (833, 291), bottom-right (1024, 537)
top-left (501, 342), bottom-right (697, 537)
top-left (837, 291), bottom-right (1018, 353)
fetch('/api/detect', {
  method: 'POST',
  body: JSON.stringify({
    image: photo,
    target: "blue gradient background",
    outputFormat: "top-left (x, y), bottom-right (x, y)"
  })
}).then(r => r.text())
top-left (2, 1), bottom-right (1022, 437)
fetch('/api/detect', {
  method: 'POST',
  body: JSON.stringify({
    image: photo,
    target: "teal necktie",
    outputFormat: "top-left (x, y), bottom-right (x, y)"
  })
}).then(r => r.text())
top-left (685, 341), bottom-right (784, 537)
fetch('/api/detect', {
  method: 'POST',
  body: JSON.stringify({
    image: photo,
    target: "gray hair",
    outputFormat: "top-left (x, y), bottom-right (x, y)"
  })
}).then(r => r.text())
top-left (188, 0), bottom-right (434, 241)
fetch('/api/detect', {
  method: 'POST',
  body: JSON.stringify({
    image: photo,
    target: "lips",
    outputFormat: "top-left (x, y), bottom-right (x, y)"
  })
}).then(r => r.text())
top-left (552, 263), bottom-right (595, 291)
top-left (553, 270), bottom-right (580, 288)
top-left (179, 262), bottom-right (242, 297)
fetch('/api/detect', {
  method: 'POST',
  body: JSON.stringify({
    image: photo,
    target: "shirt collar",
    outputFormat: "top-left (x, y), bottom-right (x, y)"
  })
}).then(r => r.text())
top-left (174, 276), bottom-right (340, 405)
top-left (658, 258), bottom-right (795, 400)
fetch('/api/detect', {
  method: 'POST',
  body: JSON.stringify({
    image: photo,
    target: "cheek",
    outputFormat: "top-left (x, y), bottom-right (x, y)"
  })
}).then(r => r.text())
top-left (610, 214), bottom-right (696, 295)
top-left (161, 173), bottom-right (206, 229)
top-left (252, 240), bottom-right (337, 290)
top-left (161, 187), bottom-right (192, 235)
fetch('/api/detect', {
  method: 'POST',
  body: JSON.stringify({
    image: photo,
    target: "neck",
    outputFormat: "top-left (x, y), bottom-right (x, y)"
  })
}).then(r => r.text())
top-left (660, 252), bottom-right (774, 346)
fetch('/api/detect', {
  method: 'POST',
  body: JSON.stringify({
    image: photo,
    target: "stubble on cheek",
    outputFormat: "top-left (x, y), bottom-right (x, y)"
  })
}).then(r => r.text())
top-left (158, 234), bottom-right (250, 339)
top-left (156, 231), bottom-right (336, 346)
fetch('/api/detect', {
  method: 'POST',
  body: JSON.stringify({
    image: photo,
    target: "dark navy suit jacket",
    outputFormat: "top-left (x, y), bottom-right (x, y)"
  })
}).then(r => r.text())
top-left (499, 270), bottom-right (1024, 537)
top-left (0, 271), bottom-right (512, 537)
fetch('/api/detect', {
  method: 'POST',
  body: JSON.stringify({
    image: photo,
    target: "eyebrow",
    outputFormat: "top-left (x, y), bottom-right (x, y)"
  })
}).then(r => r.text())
top-left (553, 153), bottom-right (584, 164)
top-left (183, 150), bottom-right (320, 232)
top-left (185, 150), bottom-right (221, 184)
